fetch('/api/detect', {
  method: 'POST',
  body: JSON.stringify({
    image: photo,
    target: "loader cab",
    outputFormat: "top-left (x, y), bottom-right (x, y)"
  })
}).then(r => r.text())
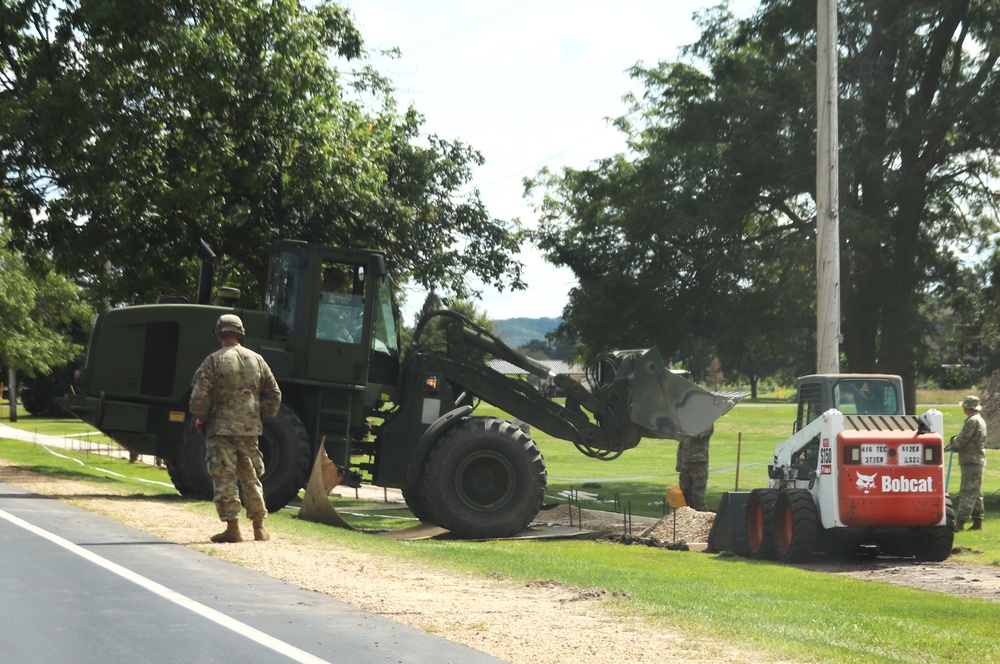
top-left (263, 243), bottom-right (401, 396)
top-left (794, 374), bottom-right (904, 432)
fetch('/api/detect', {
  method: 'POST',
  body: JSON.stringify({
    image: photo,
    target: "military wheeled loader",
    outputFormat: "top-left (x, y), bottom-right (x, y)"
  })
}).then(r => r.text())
top-left (60, 241), bottom-right (742, 538)
top-left (708, 374), bottom-right (953, 562)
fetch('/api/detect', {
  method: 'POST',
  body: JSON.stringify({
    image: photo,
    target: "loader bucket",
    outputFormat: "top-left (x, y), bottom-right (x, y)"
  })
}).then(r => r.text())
top-left (298, 442), bottom-right (355, 529)
top-left (625, 347), bottom-right (744, 438)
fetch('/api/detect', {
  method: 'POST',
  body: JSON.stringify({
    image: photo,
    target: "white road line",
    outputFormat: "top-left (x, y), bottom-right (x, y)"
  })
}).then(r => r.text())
top-left (0, 508), bottom-right (331, 664)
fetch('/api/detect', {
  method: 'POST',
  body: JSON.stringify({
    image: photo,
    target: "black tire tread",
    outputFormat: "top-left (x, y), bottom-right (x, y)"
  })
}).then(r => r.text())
top-left (416, 417), bottom-right (546, 539)
top-left (165, 406), bottom-right (312, 513)
top-left (912, 495), bottom-right (955, 562)
top-left (165, 415), bottom-right (214, 500)
top-left (259, 404), bottom-right (313, 512)
top-left (747, 488), bottom-right (779, 560)
top-left (775, 488), bottom-right (819, 563)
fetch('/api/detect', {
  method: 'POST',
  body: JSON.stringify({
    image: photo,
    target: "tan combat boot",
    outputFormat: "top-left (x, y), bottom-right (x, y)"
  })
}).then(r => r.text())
top-left (253, 518), bottom-right (270, 542)
top-left (954, 519), bottom-right (966, 532)
top-left (970, 518), bottom-right (983, 531)
top-left (211, 519), bottom-right (243, 543)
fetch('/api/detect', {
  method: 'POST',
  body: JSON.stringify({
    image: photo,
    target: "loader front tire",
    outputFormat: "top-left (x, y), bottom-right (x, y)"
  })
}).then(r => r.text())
top-left (774, 489), bottom-right (819, 563)
top-left (747, 488), bottom-right (779, 560)
top-left (402, 486), bottom-right (431, 523)
top-left (417, 417), bottom-right (547, 539)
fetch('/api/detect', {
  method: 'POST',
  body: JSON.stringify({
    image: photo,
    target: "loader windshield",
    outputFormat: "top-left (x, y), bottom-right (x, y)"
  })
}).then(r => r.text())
top-left (316, 261), bottom-right (365, 344)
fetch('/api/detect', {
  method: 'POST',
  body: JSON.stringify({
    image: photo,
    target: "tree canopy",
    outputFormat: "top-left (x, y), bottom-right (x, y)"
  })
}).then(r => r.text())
top-left (529, 0), bottom-right (1000, 406)
top-left (0, 0), bottom-right (524, 308)
top-left (0, 230), bottom-right (94, 415)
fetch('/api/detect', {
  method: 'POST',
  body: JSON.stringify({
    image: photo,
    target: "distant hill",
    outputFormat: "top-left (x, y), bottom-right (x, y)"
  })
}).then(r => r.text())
top-left (493, 317), bottom-right (561, 348)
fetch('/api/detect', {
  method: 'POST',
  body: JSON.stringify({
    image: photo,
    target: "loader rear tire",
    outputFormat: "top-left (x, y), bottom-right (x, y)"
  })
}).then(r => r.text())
top-left (417, 417), bottom-right (547, 539)
top-left (169, 407), bottom-right (312, 513)
top-left (774, 489), bottom-right (819, 563)
top-left (165, 415), bottom-right (214, 501)
top-left (747, 488), bottom-right (779, 560)
top-left (257, 404), bottom-right (313, 513)
top-left (912, 495), bottom-right (955, 562)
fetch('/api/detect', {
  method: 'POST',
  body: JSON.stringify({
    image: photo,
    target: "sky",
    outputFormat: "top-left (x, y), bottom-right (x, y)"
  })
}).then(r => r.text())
top-left (343, 1), bottom-right (761, 323)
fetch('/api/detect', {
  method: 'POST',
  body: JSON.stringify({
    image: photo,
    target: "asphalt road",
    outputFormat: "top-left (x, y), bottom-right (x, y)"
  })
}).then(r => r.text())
top-left (0, 481), bottom-right (504, 664)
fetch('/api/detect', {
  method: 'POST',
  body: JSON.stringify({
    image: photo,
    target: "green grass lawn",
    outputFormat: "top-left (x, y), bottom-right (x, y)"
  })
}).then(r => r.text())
top-left (2, 403), bottom-right (999, 664)
top-left (0, 409), bottom-right (115, 442)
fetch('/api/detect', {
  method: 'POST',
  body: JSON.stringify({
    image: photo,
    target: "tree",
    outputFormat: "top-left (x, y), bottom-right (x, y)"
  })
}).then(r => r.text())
top-left (716, 330), bottom-right (812, 399)
top-left (0, 0), bottom-right (523, 309)
top-left (407, 295), bottom-right (496, 363)
top-left (530, 1), bottom-right (1000, 410)
top-left (0, 232), bottom-right (94, 420)
top-left (704, 356), bottom-right (725, 390)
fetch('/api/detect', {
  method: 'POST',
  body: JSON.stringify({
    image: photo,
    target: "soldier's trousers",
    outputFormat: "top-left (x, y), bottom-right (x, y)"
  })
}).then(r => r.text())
top-left (956, 463), bottom-right (984, 522)
top-left (205, 434), bottom-right (267, 522)
top-left (679, 461), bottom-right (709, 511)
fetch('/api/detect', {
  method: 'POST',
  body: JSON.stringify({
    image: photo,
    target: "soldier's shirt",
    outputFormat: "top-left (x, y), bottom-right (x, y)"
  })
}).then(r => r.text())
top-left (953, 413), bottom-right (987, 466)
top-left (190, 343), bottom-right (281, 438)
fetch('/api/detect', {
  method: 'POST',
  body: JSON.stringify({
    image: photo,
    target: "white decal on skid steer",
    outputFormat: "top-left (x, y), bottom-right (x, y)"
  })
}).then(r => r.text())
top-left (856, 471), bottom-right (877, 494)
top-left (882, 475), bottom-right (933, 493)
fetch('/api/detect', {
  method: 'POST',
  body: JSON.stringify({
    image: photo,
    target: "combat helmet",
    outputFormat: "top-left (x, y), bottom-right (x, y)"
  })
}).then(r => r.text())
top-left (215, 314), bottom-right (245, 337)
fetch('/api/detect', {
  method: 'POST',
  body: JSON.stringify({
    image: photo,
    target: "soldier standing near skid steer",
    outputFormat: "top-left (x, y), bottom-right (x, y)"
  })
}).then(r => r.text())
top-left (190, 314), bottom-right (282, 543)
top-left (676, 425), bottom-right (713, 512)
top-left (947, 396), bottom-right (987, 532)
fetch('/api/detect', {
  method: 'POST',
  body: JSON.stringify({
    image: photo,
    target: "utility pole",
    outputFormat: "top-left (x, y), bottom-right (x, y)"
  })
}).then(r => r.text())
top-left (816, 0), bottom-right (840, 373)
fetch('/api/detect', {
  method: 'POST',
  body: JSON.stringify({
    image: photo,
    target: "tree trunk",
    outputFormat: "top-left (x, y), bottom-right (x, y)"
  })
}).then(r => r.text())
top-left (7, 368), bottom-right (18, 423)
top-left (979, 370), bottom-right (1000, 450)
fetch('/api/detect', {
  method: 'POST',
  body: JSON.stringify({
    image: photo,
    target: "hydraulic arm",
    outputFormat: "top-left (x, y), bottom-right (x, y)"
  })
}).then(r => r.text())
top-left (412, 311), bottom-right (742, 459)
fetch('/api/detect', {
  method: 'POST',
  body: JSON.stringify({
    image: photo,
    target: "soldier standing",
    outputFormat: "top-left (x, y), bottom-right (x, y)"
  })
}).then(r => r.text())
top-left (190, 314), bottom-right (282, 543)
top-left (947, 396), bottom-right (987, 532)
top-left (676, 425), bottom-right (713, 512)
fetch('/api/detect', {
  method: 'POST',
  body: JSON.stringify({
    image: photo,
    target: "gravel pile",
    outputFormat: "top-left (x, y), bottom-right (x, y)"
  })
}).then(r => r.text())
top-left (642, 507), bottom-right (716, 544)
top-left (536, 503), bottom-right (715, 545)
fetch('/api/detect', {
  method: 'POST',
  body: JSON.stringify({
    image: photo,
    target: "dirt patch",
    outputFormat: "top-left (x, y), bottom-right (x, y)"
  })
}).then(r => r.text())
top-left (802, 549), bottom-right (1000, 601)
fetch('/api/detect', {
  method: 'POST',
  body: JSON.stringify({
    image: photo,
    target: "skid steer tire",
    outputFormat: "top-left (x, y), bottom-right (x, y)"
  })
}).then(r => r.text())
top-left (747, 488), bottom-right (779, 560)
top-left (912, 495), bottom-right (955, 562)
top-left (165, 415), bottom-right (214, 501)
top-left (256, 404), bottom-right (313, 513)
top-left (417, 416), bottom-right (547, 539)
top-left (774, 489), bottom-right (819, 563)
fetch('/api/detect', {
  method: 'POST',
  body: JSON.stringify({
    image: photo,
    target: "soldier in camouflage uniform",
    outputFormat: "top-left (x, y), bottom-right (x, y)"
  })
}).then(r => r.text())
top-left (946, 396), bottom-right (987, 532)
top-left (190, 314), bottom-right (282, 543)
top-left (675, 425), bottom-right (713, 512)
